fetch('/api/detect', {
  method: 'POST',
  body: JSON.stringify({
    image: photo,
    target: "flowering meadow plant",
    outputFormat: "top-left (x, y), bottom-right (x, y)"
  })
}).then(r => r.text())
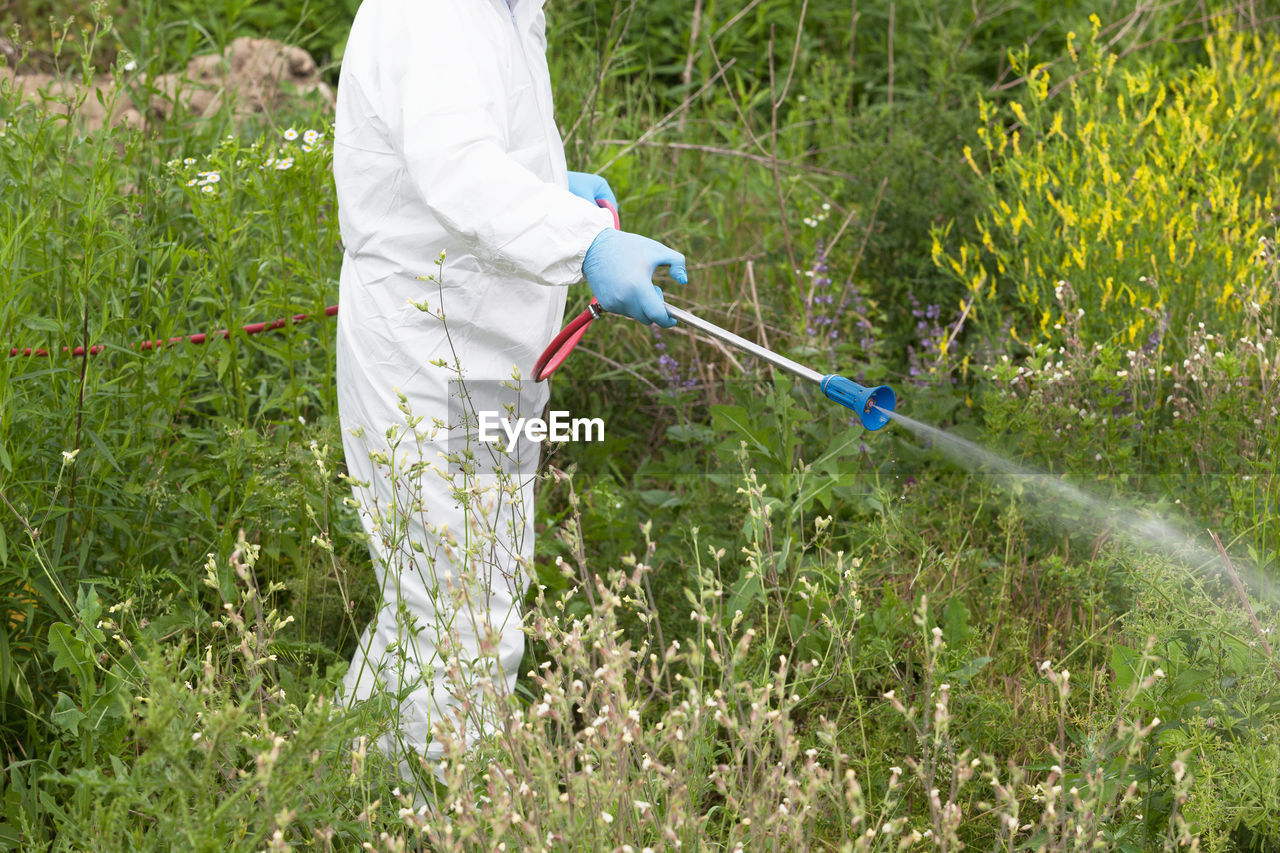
top-left (935, 23), bottom-right (1280, 351)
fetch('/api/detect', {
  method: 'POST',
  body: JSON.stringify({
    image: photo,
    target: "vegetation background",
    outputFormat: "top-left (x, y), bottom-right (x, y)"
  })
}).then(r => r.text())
top-left (0, 0), bottom-right (1277, 849)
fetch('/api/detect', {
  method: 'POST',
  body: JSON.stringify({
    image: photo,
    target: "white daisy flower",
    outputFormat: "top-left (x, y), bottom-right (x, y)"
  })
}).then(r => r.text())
top-left (283, 127), bottom-right (299, 141)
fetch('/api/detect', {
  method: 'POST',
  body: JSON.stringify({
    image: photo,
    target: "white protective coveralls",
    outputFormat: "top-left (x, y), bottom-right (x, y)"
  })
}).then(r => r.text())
top-left (333, 0), bottom-right (614, 773)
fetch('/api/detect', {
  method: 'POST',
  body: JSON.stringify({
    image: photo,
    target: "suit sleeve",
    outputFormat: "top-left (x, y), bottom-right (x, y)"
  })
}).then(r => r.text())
top-left (388, 3), bottom-right (613, 286)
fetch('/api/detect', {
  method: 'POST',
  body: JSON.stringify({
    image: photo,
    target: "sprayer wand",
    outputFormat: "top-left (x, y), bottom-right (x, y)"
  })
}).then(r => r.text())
top-left (531, 203), bottom-right (897, 430)
top-left (663, 304), bottom-right (895, 430)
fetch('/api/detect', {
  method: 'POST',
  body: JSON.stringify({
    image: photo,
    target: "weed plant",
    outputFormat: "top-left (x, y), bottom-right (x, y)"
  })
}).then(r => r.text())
top-left (1, 1), bottom-right (1279, 850)
top-left (935, 22), bottom-right (1280, 349)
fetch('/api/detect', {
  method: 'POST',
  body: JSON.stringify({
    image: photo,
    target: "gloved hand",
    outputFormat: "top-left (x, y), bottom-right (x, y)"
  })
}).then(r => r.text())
top-left (567, 171), bottom-right (618, 209)
top-left (582, 229), bottom-right (687, 328)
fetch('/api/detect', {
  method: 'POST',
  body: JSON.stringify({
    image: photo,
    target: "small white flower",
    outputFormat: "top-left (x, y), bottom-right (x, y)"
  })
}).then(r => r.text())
top-left (600, 811), bottom-right (613, 824)
top-left (303, 129), bottom-right (321, 145)
top-left (275, 158), bottom-right (295, 171)
top-left (202, 185), bottom-right (215, 194)
top-left (183, 157), bottom-right (196, 165)
top-left (62, 448), bottom-right (80, 464)
top-left (283, 127), bottom-right (299, 141)
top-left (123, 60), bottom-right (138, 72)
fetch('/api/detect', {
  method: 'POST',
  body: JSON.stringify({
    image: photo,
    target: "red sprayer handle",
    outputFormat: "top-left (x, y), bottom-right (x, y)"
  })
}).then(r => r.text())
top-left (531, 198), bottom-right (619, 382)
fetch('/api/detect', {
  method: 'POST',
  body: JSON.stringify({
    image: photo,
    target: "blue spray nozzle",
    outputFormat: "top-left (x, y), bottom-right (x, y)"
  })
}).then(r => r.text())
top-left (820, 375), bottom-right (896, 430)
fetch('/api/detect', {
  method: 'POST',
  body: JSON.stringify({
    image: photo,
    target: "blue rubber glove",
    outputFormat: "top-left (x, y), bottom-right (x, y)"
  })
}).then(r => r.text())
top-left (582, 229), bottom-right (687, 328)
top-left (567, 171), bottom-right (618, 210)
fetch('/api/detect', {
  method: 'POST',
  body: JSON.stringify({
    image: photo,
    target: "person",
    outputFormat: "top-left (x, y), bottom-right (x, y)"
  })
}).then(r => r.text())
top-left (331, 0), bottom-right (687, 788)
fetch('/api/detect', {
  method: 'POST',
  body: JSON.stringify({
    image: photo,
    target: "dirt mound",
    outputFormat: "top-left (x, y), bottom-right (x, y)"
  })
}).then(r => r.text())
top-left (155, 36), bottom-right (333, 119)
top-left (4, 37), bottom-right (333, 131)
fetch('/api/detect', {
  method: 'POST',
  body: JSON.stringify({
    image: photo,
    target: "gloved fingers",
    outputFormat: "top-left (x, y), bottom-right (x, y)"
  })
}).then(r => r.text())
top-left (649, 248), bottom-right (688, 286)
top-left (567, 171), bottom-right (619, 210)
top-left (640, 285), bottom-right (675, 328)
top-left (667, 256), bottom-right (688, 285)
top-left (591, 175), bottom-right (618, 208)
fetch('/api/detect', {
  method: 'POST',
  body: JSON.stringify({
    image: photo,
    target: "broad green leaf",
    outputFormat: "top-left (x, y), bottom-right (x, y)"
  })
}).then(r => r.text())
top-left (85, 689), bottom-right (122, 731)
top-left (725, 570), bottom-right (763, 622)
top-left (709, 405), bottom-right (778, 463)
top-left (50, 692), bottom-right (84, 734)
top-left (943, 597), bottom-right (971, 646)
top-left (1109, 644), bottom-right (1141, 696)
top-left (47, 623), bottom-right (90, 682)
top-left (638, 489), bottom-right (683, 509)
top-left (810, 428), bottom-right (865, 471)
top-left (77, 586), bottom-right (102, 629)
top-left (944, 656), bottom-right (992, 687)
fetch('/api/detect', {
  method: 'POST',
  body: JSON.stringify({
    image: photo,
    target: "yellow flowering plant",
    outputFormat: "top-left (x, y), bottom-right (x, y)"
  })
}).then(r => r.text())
top-left (935, 21), bottom-right (1280, 350)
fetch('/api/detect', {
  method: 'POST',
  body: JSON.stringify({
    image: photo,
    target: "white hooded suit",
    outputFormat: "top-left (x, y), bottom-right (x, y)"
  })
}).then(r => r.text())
top-left (333, 0), bottom-right (613, 773)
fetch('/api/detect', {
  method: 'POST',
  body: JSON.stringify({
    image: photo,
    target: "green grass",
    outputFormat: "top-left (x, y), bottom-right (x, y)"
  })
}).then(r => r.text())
top-left (1, 0), bottom-right (1278, 849)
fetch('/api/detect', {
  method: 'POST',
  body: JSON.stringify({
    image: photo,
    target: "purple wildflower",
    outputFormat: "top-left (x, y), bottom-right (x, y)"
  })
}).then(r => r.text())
top-left (652, 327), bottom-right (698, 396)
top-left (804, 240), bottom-right (839, 354)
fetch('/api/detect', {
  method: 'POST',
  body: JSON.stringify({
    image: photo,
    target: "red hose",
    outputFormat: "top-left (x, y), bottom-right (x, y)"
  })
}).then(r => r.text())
top-left (7, 305), bottom-right (339, 358)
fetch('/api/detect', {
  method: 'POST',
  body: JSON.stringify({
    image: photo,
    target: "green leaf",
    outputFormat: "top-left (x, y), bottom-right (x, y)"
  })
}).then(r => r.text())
top-left (1110, 644), bottom-right (1141, 696)
top-left (944, 656), bottom-right (992, 687)
top-left (47, 623), bottom-right (90, 682)
top-left (85, 689), bottom-right (122, 731)
top-left (638, 489), bottom-right (683, 509)
top-left (76, 586), bottom-right (102, 629)
top-left (19, 315), bottom-right (62, 334)
top-left (725, 570), bottom-right (763, 621)
top-left (810, 428), bottom-right (865, 471)
top-left (50, 692), bottom-right (85, 734)
top-left (665, 423), bottom-right (716, 444)
top-left (81, 427), bottom-right (122, 473)
top-left (0, 629), bottom-right (10, 702)
top-left (943, 597), bottom-right (971, 646)
top-left (709, 405), bottom-right (778, 463)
